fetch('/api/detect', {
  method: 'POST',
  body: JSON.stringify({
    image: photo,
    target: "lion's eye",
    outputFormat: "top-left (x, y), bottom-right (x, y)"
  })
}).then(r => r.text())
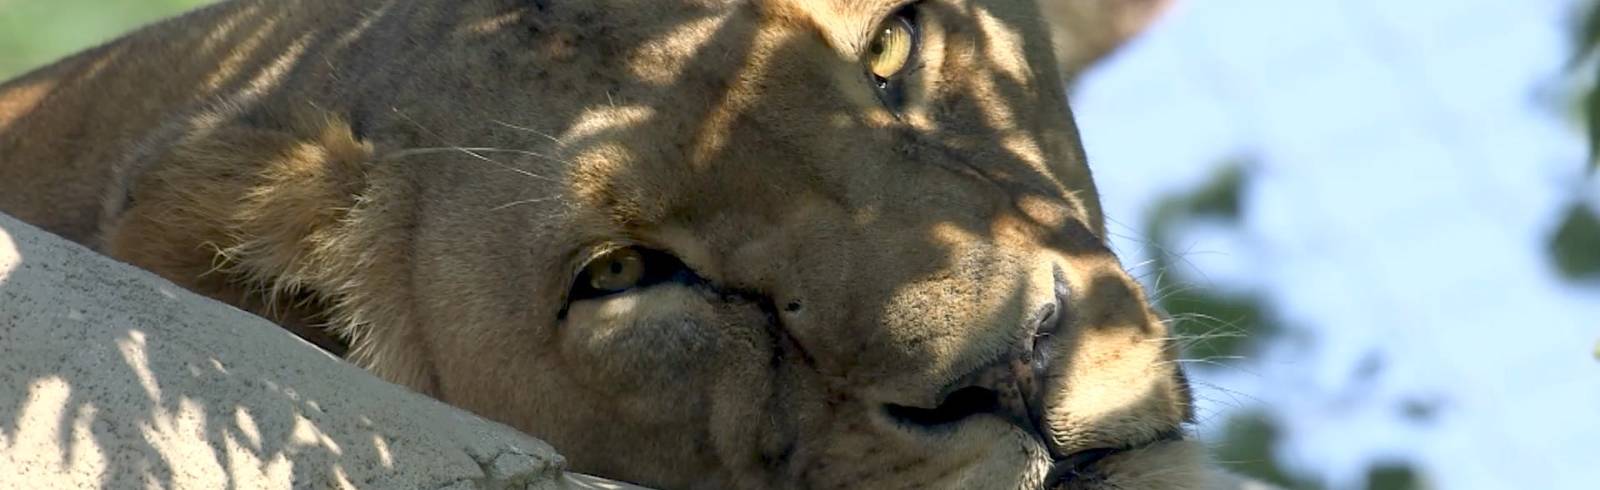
top-left (586, 248), bottom-right (646, 292)
top-left (566, 247), bottom-right (699, 305)
top-left (865, 12), bottom-right (917, 89)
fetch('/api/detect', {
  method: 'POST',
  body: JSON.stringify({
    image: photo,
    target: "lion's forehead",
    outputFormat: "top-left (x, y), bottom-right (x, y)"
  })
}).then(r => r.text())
top-left (544, 4), bottom-right (1074, 218)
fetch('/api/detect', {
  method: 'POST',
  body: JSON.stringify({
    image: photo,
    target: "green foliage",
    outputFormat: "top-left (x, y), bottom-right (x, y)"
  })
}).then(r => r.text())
top-left (1147, 165), bottom-right (1433, 489)
top-left (1567, 2), bottom-right (1600, 363)
top-left (1214, 411), bottom-right (1325, 490)
top-left (1157, 286), bottom-right (1267, 363)
top-left (1141, 166), bottom-right (1304, 485)
top-left (1142, 161), bottom-right (1276, 365)
top-left (1212, 417), bottom-right (1430, 490)
top-left (1213, 412), bottom-right (1427, 490)
top-left (1549, 201), bottom-right (1600, 280)
top-left (0, 0), bottom-right (212, 79)
top-left (1577, 0), bottom-right (1600, 172)
top-left (1364, 463), bottom-right (1424, 490)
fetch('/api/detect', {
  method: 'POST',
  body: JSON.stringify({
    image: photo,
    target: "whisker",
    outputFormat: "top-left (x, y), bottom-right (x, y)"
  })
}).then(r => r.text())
top-left (1151, 333), bottom-right (1251, 345)
top-left (1166, 314), bottom-right (1253, 343)
top-left (383, 146), bottom-right (568, 166)
top-left (1162, 357), bottom-right (1263, 378)
top-left (489, 119), bottom-right (562, 143)
top-left (390, 110), bottom-right (563, 182)
top-left (1171, 356), bottom-right (1247, 365)
top-left (489, 196), bottom-right (563, 211)
top-left (1148, 280), bottom-right (1197, 304)
top-left (1187, 380), bottom-right (1266, 407)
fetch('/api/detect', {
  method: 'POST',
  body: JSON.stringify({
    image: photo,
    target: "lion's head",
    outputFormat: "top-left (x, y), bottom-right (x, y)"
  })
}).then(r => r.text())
top-left (359, 1), bottom-right (1208, 487)
top-left (9, 0), bottom-right (1224, 488)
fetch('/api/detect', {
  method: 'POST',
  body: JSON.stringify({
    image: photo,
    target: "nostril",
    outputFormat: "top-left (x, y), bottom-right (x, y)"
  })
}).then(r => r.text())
top-left (1030, 265), bottom-right (1072, 374)
top-left (883, 386), bottom-right (1000, 428)
top-left (1030, 299), bottom-right (1062, 372)
top-left (1033, 302), bottom-right (1059, 346)
top-left (1035, 302), bottom-right (1058, 332)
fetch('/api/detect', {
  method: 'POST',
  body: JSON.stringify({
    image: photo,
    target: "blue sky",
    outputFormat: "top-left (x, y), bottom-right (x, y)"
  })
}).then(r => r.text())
top-left (1072, 0), bottom-right (1600, 488)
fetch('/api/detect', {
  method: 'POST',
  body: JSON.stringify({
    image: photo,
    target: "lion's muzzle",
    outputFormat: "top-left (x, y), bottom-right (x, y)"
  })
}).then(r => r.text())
top-left (875, 261), bottom-right (1127, 479)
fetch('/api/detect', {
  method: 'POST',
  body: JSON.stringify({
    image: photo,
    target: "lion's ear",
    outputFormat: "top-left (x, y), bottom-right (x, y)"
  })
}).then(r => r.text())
top-left (1042, 0), bottom-right (1175, 82)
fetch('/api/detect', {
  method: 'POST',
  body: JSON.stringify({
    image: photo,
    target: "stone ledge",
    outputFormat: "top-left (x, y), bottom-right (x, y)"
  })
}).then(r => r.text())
top-left (0, 212), bottom-right (646, 489)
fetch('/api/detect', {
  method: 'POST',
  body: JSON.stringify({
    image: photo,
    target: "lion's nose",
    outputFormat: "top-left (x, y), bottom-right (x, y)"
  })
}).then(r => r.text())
top-left (883, 268), bottom-right (1069, 433)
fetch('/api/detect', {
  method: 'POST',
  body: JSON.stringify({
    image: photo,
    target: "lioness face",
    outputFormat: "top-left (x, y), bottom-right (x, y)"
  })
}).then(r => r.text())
top-left (327, 0), bottom-right (1196, 488)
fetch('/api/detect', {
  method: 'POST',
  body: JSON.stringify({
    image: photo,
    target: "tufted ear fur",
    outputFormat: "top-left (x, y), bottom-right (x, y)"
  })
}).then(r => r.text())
top-left (102, 106), bottom-right (436, 394)
top-left (1042, 0), bottom-right (1175, 81)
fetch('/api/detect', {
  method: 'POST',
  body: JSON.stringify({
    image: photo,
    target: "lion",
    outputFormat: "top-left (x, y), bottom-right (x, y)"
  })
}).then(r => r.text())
top-left (0, 0), bottom-right (1250, 488)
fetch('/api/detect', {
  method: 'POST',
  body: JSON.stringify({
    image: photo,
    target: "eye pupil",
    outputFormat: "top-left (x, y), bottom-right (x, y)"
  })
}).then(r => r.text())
top-left (585, 248), bottom-right (646, 293)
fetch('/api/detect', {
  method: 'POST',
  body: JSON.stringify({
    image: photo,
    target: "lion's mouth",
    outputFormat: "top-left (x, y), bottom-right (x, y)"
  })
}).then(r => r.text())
top-left (1038, 429), bottom-right (1188, 490)
top-left (1041, 447), bottom-right (1118, 489)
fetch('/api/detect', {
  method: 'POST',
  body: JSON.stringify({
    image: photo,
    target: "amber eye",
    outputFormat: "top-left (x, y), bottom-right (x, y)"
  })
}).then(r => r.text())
top-left (866, 13), bottom-right (917, 84)
top-left (585, 248), bottom-right (646, 292)
top-left (565, 247), bottom-right (699, 308)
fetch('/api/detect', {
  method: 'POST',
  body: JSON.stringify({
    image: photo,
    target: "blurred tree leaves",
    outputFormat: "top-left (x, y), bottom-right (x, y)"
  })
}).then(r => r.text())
top-left (1143, 161), bottom-right (1275, 365)
top-left (1364, 464), bottom-right (1424, 490)
top-left (1212, 412), bottom-right (1425, 490)
top-left (1139, 163), bottom-right (1304, 486)
top-left (1563, 1), bottom-right (1600, 281)
top-left (0, 0), bottom-right (211, 78)
top-left (1577, 0), bottom-right (1600, 172)
top-left (1549, 201), bottom-right (1600, 280)
top-left (1145, 163), bottom-right (1427, 489)
top-left (1215, 411), bottom-right (1324, 490)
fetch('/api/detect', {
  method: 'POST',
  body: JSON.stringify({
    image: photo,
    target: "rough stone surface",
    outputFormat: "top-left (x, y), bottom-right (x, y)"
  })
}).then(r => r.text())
top-left (0, 213), bottom-right (645, 489)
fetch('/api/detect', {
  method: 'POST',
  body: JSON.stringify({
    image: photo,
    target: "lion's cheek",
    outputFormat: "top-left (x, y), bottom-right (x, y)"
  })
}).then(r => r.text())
top-left (557, 287), bottom-right (765, 420)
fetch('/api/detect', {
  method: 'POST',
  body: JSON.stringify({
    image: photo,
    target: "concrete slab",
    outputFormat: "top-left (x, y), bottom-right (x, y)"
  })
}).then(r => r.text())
top-left (0, 212), bottom-right (646, 489)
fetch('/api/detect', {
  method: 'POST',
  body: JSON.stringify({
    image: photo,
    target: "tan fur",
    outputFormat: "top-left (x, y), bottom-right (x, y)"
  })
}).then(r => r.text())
top-left (0, 1), bottom-right (1230, 488)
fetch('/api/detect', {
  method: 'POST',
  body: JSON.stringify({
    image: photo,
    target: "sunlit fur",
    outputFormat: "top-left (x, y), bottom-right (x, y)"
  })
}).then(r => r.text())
top-left (0, 0), bottom-right (1237, 488)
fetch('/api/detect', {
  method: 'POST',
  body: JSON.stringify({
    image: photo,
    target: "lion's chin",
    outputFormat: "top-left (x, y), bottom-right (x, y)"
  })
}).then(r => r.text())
top-left (925, 427), bottom-right (1055, 490)
top-left (1055, 440), bottom-right (1249, 490)
top-left (923, 426), bottom-right (1231, 490)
